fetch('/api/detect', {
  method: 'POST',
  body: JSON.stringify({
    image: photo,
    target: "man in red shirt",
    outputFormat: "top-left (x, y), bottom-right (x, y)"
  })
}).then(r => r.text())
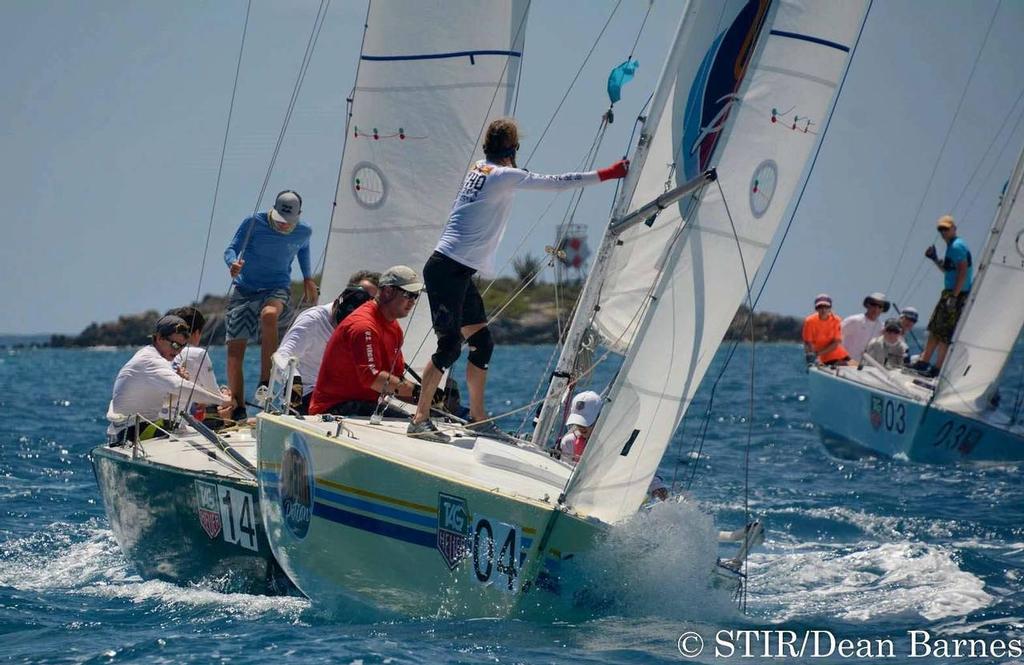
top-left (310, 266), bottom-right (421, 416)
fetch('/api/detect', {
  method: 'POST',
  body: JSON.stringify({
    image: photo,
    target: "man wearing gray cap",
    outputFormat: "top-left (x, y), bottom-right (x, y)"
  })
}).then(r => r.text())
top-left (223, 190), bottom-right (318, 420)
top-left (106, 315), bottom-right (231, 443)
top-left (309, 266), bottom-right (421, 416)
top-left (841, 292), bottom-right (889, 362)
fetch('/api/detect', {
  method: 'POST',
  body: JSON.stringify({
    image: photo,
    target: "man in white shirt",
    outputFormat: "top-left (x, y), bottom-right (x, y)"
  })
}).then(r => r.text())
top-left (167, 306), bottom-right (225, 421)
top-left (408, 117), bottom-right (628, 443)
top-left (107, 315), bottom-right (231, 443)
top-left (841, 292), bottom-right (889, 361)
top-left (272, 271), bottom-right (379, 413)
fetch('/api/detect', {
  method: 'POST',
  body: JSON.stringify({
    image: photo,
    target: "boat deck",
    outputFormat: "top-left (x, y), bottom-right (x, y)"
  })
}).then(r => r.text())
top-left (97, 424), bottom-right (258, 482)
top-left (261, 412), bottom-right (576, 507)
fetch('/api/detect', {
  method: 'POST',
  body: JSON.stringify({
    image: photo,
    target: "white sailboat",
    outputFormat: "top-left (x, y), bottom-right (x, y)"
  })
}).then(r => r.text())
top-left (808, 144), bottom-right (1024, 463)
top-left (256, 0), bottom-right (868, 616)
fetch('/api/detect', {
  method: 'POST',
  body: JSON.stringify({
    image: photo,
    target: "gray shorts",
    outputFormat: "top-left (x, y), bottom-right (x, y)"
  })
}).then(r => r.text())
top-left (225, 286), bottom-right (293, 344)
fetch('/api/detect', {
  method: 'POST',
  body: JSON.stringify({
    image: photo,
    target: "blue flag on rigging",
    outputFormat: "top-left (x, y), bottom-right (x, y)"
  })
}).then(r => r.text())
top-left (606, 59), bottom-right (639, 105)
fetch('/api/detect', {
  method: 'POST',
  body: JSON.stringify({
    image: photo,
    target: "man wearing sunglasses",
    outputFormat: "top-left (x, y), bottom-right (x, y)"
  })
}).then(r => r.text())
top-left (106, 315), bottom-right (232, 444)
top-left (841, 291), bottom-right (890, 362)
top-left (915, 215), bottom-right (973, 374)
top-left (309, 266), bottom-right (422, 417)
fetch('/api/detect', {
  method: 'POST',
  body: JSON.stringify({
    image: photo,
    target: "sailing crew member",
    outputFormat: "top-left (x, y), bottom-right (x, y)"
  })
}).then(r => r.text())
top-left (841, 292), bottom-right (889, 361)
top-left (223, 190), bottom-right (317, 421)
top-left (558, 390), bottom-right (603, 464)
top-left (106, 315), bottom-right (231, 443)
top-left (914, 215), bottom-right (973, 375)
top-left (309, 266), bottom-right (421, 417)
top-left (408, 117), bottom-right (629, 443)
top-left (273, 271), bottom-right (379, 413)
top-left (166, 306), bottom-right (231, 423)
top-left (899, 306), bottom-right (919, 336)
top-left (863, 318), bottom-right (908, 369)
top-left (802, 294), bottom-right (851, 366)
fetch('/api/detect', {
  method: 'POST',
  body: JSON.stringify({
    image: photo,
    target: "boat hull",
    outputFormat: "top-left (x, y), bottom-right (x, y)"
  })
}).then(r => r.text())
top-left (92, 445), bottom-right (292, 594)
top-left (256, 415), bottom-right (601, 617)
top-left (808, 367), bottom-right (1024, 463)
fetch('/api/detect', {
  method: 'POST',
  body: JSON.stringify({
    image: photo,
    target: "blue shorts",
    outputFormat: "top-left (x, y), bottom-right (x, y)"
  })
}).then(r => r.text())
top-left (225, 286), bottom-right (293, 344)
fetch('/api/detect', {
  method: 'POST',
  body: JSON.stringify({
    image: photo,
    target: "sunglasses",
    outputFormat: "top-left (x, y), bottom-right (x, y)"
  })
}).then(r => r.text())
top-left (167, 339), bottom-right (186, 351)
top-left (397, 288), bottom-right (419, 301)
top-left (815, 304), bottom-right (830, 310)
top-left (937, 227), bottom-right (952, 233)
top-left (866, 302), bottom-right (883, 308)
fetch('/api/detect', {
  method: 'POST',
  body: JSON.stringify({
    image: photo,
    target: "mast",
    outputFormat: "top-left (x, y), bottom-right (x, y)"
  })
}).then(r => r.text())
top-left (531, 1), bottom-right (699, 449)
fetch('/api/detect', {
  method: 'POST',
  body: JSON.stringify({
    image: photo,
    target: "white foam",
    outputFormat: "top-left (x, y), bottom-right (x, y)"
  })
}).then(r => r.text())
top-left (749, 541), bottom-right (992, 622)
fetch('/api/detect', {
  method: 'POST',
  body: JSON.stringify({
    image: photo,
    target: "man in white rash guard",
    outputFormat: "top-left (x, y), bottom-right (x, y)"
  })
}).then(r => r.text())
top-left (166, 306), bottom-right (230, 423)
top-left (408, 117), bottom-right (629, 443)
top-left (106, 315), bottom-right (231, 443)
top-left (272, 270), bottom-right (379, 413)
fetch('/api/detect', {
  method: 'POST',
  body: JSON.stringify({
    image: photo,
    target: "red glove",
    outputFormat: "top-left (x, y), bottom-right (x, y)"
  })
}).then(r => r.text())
top-left (598, 159), bottom-right (629, 181)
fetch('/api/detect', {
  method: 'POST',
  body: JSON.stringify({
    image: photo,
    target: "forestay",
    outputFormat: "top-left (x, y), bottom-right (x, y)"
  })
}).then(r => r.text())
top-left (935, 146), bottom-right (1024, 415)
top-left (567, 0), bottom-right (868, 523)
top-left (319, 0), bottom-right (528, 367)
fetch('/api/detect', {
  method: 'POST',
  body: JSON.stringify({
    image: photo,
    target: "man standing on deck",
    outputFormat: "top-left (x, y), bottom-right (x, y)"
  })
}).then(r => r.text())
top-left (841, 292), bottom-right (889, 362)
top-left (407, 117), bottom-right (629, 443)
top-left (914, 214), bottom-right (973, 375)
top-left (310, 266), bottom-right (421, 417)
top-left (223, 190), bottom-right (318, 420)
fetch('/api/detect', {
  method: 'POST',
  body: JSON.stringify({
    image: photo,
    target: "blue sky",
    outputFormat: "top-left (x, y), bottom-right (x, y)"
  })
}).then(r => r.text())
top-left (2, 0), bottom-right (1022, 335)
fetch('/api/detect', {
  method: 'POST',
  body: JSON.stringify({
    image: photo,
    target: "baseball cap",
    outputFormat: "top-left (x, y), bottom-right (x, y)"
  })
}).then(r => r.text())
top-left (936, 215), bottom-right (955, 230)
top-left (566, 390), bottom-right (603, 427)
top-left (883, 318), bottom-right (902, 333)
top-left (269, 190), bottom-right (302, 227)
top-left (863, 291), bottom-right (891, 312)
top-left (814, 293), bottom-right (832, 308)
top-left (901, 306), bottom-right (919, 323)
top-left (154, 314), bottom-right (189, 338)
top-left (379, 265), bottom-right (424, 292)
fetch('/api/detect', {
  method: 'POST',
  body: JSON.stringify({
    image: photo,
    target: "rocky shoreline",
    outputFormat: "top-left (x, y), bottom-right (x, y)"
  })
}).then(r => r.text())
top-left (45, 279), bottom-right (803, 348)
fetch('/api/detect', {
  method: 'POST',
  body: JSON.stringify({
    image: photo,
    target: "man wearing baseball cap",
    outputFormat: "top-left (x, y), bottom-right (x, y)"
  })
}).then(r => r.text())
top-left (802, 294), bottom-right (851, 366)
top-left (310, 266), bottom-right (422, 418)
top-left (558, 390), bottom-right (603, 464)
top-left (106, 315), bottom-right (231, 443)
top-left (863, 318), bottom-right (908, 369)
top-left (915, 214), bottom-right (973, 375)
top-left (223, 190), bottom-right (318, 420)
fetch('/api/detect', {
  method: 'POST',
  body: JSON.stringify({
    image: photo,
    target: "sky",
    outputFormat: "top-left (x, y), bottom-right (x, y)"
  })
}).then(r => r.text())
top-left (1, 0), bottom-right (1022, 335)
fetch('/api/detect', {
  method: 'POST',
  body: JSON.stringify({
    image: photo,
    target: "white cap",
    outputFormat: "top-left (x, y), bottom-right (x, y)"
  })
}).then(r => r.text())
top-left (566, 390), bottom-right (602, 427)
top-left (270, 190), bottom-right (301, 226)
top-left (379, 265), bottom-right (424, 292)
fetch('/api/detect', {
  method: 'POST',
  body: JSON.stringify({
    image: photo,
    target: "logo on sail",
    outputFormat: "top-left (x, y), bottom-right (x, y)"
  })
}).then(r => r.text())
top-left (194, 480), bottom-right (222, 539)
top-left (680, 0), bottom-right (771, 180)
top-left (437, 493), bottom-right (471, 570)
top-left (280, 433), bottom-right (315, 539)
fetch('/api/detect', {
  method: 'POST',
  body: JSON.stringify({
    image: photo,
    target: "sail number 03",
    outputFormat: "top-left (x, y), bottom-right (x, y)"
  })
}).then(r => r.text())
top-left (471, 516), bottom-right (521, 593)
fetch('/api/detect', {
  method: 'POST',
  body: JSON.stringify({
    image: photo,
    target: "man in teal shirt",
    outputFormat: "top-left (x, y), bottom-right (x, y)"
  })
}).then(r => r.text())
top-left (223, 190), bottom-right (318, 419)
top-left (915, 214), bottom-right (973, 375)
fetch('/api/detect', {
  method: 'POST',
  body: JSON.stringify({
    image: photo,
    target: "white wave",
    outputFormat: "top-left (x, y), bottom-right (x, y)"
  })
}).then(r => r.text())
top-left (749, 541), bottom-right (992, 622)
top-left (572, 499), bottom-right (740, 621)
top-left (0, 522), bottom-right (309, 621)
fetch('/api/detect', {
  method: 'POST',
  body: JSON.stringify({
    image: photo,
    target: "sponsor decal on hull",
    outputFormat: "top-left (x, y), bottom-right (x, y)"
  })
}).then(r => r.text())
top-left (195, 480), bottom-right (222, 539)
top-left (437, 492), bottom-right (471, 571)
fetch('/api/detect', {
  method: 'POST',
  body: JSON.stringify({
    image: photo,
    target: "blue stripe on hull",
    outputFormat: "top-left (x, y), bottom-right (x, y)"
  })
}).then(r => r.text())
top-left (313, 501), bottom-right (435, 548)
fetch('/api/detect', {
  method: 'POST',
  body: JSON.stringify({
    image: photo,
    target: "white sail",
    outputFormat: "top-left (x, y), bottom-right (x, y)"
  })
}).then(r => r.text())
top-left (566, 0), bottom-right (868, 523)
top-left (934, 147), bottom-right (1024, 415)
top-left (319, 0), bottom-right (528, 366)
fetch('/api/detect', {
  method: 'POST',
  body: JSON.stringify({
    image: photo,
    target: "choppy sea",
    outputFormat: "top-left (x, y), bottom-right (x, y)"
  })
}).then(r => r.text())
top-left (1, 342), bottom-right (1022, 664)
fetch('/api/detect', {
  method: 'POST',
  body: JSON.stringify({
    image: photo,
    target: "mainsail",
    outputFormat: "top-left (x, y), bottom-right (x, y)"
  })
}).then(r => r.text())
top-left (319, 0), bottom-right (528, 366)
top-left (565, 0), bottom-right (869, 523)
top-left (934, 146), bottom-right (1024, 415)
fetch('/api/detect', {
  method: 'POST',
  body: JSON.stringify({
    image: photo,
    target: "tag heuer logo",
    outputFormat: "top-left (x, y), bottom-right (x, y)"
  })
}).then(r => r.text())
top-left (194, 480), bottom-right (222, 539)
top-left (869, 395), bottom-right (883, 430)
top-left (437, 493), bottom-right (470, 571)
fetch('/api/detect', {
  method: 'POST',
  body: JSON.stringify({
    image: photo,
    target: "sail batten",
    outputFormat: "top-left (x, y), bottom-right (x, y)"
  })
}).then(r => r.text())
top-left (565, 0), bottom-right (869, 523)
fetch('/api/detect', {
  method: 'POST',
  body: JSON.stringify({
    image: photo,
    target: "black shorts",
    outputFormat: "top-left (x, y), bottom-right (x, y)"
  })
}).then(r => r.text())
top-left (423, 251), bottom-right (487, 337)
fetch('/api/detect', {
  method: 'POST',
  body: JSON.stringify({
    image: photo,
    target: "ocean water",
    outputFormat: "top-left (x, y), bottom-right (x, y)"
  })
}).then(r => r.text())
top-left (1, 342), bottom-right (1022, 664)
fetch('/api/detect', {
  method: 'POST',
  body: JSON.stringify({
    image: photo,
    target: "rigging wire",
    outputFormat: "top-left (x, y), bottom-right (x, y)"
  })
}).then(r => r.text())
top-left (884, 0), bottom-right (1002, 297)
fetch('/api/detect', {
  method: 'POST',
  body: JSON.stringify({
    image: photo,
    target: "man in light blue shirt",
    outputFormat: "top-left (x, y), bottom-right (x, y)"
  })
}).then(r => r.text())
top-left (915, 214), bottom-right (973, 374)
top-left (223, 190), bottom-right (318, 419)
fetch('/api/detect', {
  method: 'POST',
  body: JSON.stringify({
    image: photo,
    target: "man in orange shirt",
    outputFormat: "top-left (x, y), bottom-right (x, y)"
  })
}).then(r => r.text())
top-left (310, 266), bottom-right (422, 417)
top-left (802, 293), bottom-right (851, 366)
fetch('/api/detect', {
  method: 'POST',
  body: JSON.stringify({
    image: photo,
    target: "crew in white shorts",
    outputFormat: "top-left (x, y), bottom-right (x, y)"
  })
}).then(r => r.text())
top-left (408, 117), bottom-right (629, 443)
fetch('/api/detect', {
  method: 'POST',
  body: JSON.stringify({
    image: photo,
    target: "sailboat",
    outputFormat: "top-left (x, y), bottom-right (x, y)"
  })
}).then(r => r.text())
top-left (808, 145), bottom-right (1024, 463)
top-left (256, 0), bottom-right (868, 616)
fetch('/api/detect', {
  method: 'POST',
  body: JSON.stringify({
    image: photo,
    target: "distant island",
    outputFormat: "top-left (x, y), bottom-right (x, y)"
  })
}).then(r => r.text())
top-left (45, 277), bottom-right (803, 348)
